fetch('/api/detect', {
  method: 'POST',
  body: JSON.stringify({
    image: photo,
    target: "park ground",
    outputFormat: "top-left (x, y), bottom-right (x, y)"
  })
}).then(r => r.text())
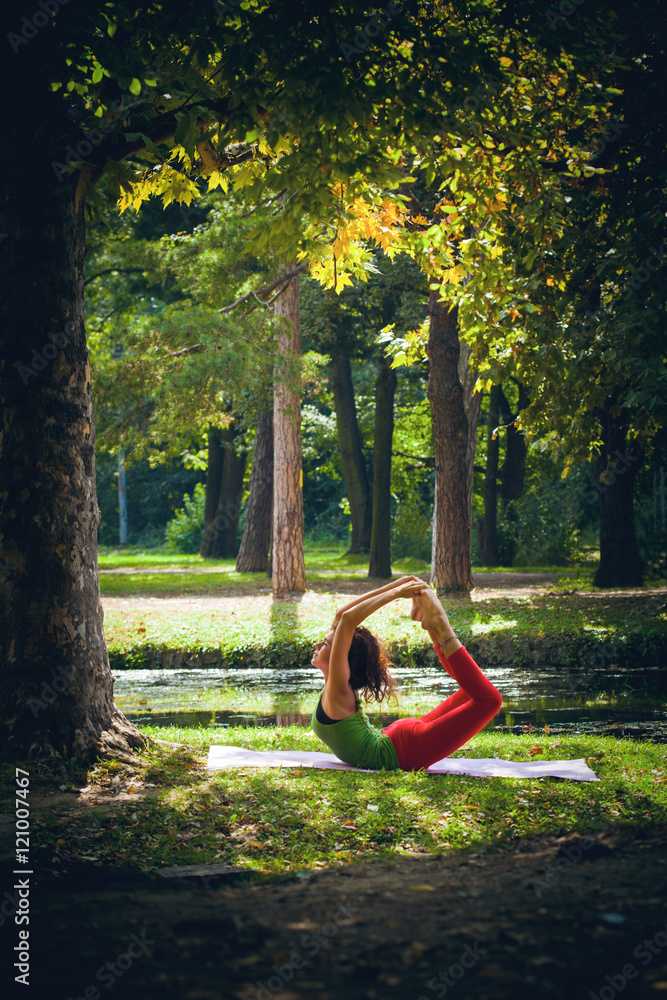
top-left (1, 549), bottom-right (666, 997)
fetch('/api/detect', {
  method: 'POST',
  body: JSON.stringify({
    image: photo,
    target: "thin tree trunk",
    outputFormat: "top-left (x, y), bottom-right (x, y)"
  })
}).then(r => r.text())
top-left (0, 189), bottom-right (145, 763)
top-left (368, 356), bottom-right (397, 578)
top-left (202, 425), bottom-right (224, 540)
top-left (272, 271), bottom-right (306, 594)
top-left (458, 338), bottom-right (482, 518)
top-left (331, 355), bottom-right (372, 553)
top-left (200, 423), bottom-right (246, 558)
top-left (500, 382), bottom-right (529, 506)
top-left (478, 384), bottom-right (501, 566)
top-left (236, 411), bottom-right (274, 572)
top-left (426, 293), bottom-right (473, 592)
top-left (594, 400), bottom-right (643, 587)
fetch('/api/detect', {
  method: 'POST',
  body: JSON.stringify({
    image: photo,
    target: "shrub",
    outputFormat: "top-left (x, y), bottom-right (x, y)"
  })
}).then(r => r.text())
top-left (165, 483), bottom-right (206, 554)
top-left (392, 491), bottom-right (432, 562)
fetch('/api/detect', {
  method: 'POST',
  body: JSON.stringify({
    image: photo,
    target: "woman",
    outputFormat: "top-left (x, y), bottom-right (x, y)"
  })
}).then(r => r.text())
top-left (310, 576), bottom-right (503, 771)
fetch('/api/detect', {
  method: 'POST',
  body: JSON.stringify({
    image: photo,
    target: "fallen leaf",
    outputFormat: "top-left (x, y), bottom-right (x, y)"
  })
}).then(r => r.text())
top-left (244, 838), bottom-right (264, 849)
top-left (407, 885), bottom-right (436, 892)
top-left (529, 746), bottom-right (544, 757)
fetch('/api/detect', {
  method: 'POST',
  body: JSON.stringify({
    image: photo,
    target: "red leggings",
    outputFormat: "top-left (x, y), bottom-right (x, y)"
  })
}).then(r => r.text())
top-left (381, 645), bottom-right (503, 771)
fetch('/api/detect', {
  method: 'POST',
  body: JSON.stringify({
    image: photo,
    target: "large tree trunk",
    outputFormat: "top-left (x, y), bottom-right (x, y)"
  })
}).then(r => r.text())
top-left (272, 271), bottom-right (306, 594)
top-left (200, 422), bottom-right (246, 558)
top-left (0, 189), bottom-right (145, 763)
top-left (368, 356), bottom-right (397, 578)
top-left (202, 425), bottom-right (224, 534)
top-left (594, 400), bottom-right (643, 587)
top-left (236, 411), bottom-right (274, 572)
top-left (426, 293), bottom-right (473, 592)
top-left (477, 384), bottom-right (502, 566)
top-left (331, 355), bottom-right (372, 553)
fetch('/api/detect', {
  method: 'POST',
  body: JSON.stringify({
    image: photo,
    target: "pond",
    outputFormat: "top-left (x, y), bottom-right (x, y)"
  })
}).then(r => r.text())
top-left (114, 663), bottom-right (667, 739)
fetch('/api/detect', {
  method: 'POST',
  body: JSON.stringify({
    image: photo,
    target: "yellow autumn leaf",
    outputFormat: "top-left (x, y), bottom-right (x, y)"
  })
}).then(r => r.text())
top-left (207, 171), bottom-right (229, 193)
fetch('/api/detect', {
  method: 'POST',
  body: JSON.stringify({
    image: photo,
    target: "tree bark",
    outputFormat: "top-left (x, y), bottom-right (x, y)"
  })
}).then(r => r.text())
top-left (200, 422), bottom-right (246, 558)
top-left (458, 338), bottom-right (482, 518)
top-left (368, 356), bottom-right (397, 578)
top-left (594, 400), bottom-right (644, 587)
top-left (236, 411), bottom-right (274, 572)
top-left (331, 355), bottom-right (372, 553)
top-left (426, 293), bottom-right (473, 592)
top-left (500, 382), bottom-right (529, 506)
top-left (272, 271), bottom-right (306, 594)
top-left (202, 425), bottom-right (224, 534)
top-left (477, 384), bottom-right (502, 566)
top-left (0, 189), bottom-right (145, 763)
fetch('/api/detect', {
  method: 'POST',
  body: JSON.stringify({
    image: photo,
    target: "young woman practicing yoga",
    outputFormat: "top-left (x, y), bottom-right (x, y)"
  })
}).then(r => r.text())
top-left (310, 576), bottom-right (503, 771)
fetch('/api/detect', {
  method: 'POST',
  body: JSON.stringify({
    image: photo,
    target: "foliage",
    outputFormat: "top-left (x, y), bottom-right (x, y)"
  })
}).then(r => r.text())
top-left (165, 483), bottom-right (207, 553)
top-left (391, 485), bottom-right (432, 562)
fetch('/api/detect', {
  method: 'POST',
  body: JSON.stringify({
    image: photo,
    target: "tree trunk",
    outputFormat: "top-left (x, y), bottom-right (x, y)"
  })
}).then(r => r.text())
top-left (368, 356), bottom-right (397, 578)
top-left (500, 382), bottom-right (529, 506)
top-left (0, 189), bottom-right (145, 763)
top-left (202, 425), bottom-right (224, 534)
top-left (200, 422), bottom-right (246, 558)
top-left (236, 411), bottom-right (274, 572)
top-left (458, 338), bottom-right (482, 518)
top-left (331, 355), bottom-right (372, 553)
top-left (272, 271), bottom-right (306, 594)
top-left (594, 400), bottom-right (644, 587)
top-left (426, 293), bottom-right (473, 592)
top-left (478, 384), bottom-right (502, 566)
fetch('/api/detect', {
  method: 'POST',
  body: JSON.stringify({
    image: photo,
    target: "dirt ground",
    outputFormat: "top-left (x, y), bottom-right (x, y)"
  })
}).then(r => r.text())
top-left (3, 819), bottom-right (667, 999)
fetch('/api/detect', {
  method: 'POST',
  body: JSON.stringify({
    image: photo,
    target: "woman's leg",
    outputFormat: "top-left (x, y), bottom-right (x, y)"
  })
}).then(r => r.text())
top-left (382, 646), bottom-right (502, 771)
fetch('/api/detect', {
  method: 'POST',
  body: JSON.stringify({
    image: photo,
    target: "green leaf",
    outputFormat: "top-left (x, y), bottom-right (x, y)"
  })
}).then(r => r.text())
top-left (107, 22), bottom-right (117, 37)
top-left (129, 78), bottom-right (142, 96)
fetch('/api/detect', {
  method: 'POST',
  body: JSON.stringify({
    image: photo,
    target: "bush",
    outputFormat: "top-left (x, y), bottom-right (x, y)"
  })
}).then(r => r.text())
top-left (165, 483), bottom-right (206, 554)
top-left (500, 475), bottom-right (585, 566)
top-left (392, 491), bottom-right (432, 562)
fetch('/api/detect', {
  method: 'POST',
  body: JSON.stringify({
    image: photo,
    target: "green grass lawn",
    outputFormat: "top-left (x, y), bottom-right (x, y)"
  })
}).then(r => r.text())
top-left (19, 727), bottom-right (667, 882)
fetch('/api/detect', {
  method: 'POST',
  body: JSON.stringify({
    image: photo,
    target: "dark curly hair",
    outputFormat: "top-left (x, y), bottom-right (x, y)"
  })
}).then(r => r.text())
top-left (347, 625), bottom-right (398, 706)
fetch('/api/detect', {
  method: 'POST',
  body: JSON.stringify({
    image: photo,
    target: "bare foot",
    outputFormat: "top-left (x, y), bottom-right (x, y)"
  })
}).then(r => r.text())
top-left (411, 590), bottom-right (455, 643)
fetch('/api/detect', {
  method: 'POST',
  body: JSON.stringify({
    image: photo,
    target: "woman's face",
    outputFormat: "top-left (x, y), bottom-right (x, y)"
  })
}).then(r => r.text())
top-left (311, 629), bottom-right (336, 675)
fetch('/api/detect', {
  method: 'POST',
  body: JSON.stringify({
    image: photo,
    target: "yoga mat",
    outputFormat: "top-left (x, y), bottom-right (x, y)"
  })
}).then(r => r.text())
top-left (206, 745), bottom-right (600, 781)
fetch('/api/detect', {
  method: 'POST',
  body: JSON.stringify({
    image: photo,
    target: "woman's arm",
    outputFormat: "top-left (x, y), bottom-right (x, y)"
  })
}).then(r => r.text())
top-left (331, 576), bottom-right (424, 626)
top-left (326, 579), bottom-right (426, 700)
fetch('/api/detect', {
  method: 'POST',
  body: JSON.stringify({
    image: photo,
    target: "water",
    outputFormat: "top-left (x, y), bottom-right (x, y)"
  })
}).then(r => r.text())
top-left (114, 663), bottom-right (667, 737)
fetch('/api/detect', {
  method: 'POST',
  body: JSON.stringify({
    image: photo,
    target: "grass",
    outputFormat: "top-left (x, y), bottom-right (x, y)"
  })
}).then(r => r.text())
top-left (102, 588), bottom-right (667, 672)
top-left (11, 726), bottom-right (667, 884)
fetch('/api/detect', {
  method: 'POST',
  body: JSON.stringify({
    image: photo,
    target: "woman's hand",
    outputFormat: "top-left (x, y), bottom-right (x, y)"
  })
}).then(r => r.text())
top-left (391, 578), bottom-right (427, 599)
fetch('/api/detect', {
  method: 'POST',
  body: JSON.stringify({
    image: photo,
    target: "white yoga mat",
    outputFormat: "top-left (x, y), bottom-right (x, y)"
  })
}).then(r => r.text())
top-left (206, 745), bottom-right (600, 781)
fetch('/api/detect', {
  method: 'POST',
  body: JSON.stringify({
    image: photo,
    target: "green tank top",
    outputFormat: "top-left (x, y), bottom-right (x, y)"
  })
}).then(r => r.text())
top-left (311, 692), bottom-right (401, 771)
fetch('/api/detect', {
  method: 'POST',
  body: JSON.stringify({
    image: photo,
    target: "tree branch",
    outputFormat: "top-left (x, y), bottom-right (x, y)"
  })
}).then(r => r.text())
top-left (218, 263), bottom-right (306, 316)
top-left (84, 267), bottom-right (146, 287)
